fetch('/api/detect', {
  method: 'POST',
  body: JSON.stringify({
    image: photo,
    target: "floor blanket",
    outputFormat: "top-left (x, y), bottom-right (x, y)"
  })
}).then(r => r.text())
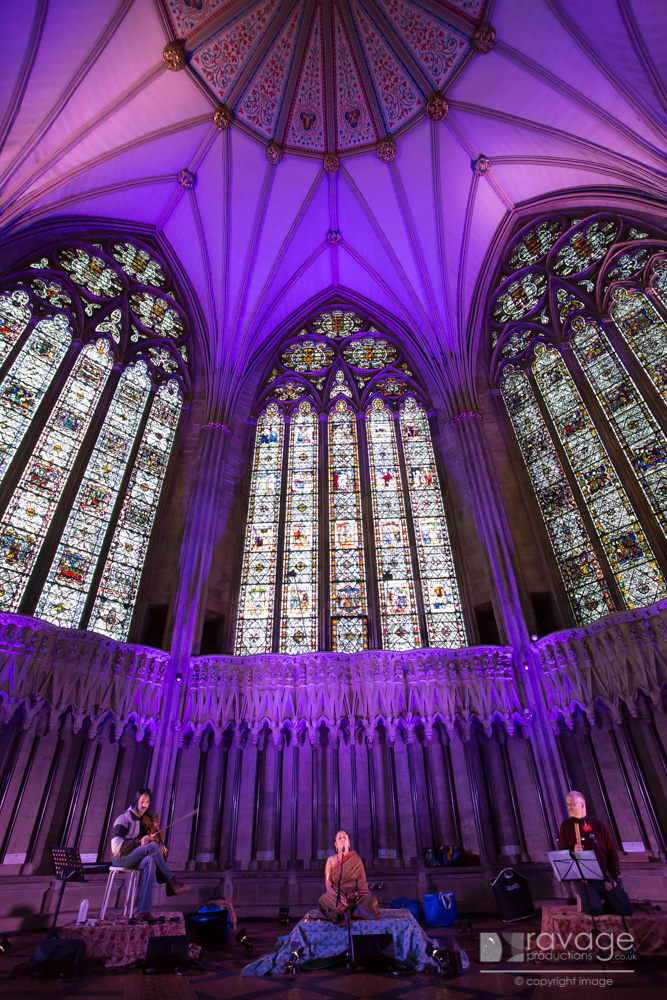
top-left (241, 908), bottom-right (440, 975)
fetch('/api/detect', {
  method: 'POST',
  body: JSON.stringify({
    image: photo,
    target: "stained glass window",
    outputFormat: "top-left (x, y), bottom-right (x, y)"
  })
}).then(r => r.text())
top-left (36, 362), bottom-right (153, 628)
top-left (570, 316), bottom-right (667, 538)
top-left (281, 340), bottom-right (335, 372)
top-left (312, 310), bottom-right (364, 337)
top-left (492, 273), bottom-right (547, 324)
top-left (610, 288), bottom-right (667, 400)
top-left (129, 291), bottom-right (184, 337)
top-left (0, 340), bottom-right (113, 612)
top-left (58, 247), bottom-right (123, 297)
top-left (0, 236), bottom-right (189, 642)
top-left (552, 220), bottom-right (618, 276)
top-left (501, 328), bottom-right (533, 358)
top-left (532, 344), bottom-right (666, 607)
top-left (0, 289), bottom-right (32, 366)
top-left (399, 398), bottom-right (466, 647)
top-left (111, 243), bottom-right (166, 287)
top-left (507, 221), bottom-right (562, 269)
top-left (555, 288), bottom-right (584, 323)
top-left (329, 369), bottom-right (352, 398)
top-left (280, 401), bottom-right (318, 654)
top-left (88, 380), bottom-right (182, 640)
top-left (329, 401), bottom-right (366, 652)
top-left (374, 376), bottom-right (408, 397)
top-left (501, 366), bottom-right (613, 625)
top-left (0, 314), bottom-right (72, 482)
top-left (234, 403), bottom-right (285, 655)
top-left (366, 398), bottom-right (420, 650)
top-left (343, 338), bottom-right (398, 369)
top-left (273, 380), bottom-right (308, 401)
top-left (30, 279), bottom-right (72, 308)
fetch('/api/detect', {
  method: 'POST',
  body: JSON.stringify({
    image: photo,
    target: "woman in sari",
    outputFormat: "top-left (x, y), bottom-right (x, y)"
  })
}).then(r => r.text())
top-left (319, 829), bottom-right (379, 923)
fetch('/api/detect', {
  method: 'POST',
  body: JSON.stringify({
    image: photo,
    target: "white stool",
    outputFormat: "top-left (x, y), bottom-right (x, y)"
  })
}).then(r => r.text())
top-left (100, 867), bottom-right (140, 920)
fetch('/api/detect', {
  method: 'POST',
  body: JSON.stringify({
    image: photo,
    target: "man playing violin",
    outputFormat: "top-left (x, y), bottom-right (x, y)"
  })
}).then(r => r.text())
top-left (110, 786), bottom-right (189, 919)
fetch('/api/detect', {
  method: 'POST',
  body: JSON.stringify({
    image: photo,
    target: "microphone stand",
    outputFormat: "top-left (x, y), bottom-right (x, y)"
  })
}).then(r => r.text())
top-left (334, 847), bottom-right (353, 969)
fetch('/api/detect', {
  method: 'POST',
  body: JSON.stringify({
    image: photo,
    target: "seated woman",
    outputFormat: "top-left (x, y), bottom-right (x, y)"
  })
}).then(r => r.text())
top-left (319, 829), bottom-right (379, 923)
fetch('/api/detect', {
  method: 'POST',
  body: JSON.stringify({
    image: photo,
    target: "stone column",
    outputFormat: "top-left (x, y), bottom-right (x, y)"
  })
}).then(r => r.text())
top-left (148, 420), bottom-right (231, 817)
top-left (445, 412), bottom-right (566, 843)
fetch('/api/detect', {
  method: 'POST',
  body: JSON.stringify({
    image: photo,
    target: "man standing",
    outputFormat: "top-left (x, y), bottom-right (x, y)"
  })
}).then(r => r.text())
top-left (558, 790), bottom-right (633, 916)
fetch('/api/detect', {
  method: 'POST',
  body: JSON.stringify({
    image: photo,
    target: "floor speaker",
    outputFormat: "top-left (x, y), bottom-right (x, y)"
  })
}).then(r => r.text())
top-left (28, 938), bottom-right (86, 977)
top-left (143, 934), bottom-right (190, 973)
top-left (351, 932), bottom-right (396, 972)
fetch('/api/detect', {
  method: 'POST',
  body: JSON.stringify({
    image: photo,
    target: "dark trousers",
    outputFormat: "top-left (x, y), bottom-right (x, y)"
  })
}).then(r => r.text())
top-left (573, 878), bottom-right (634, 916)
top-left (112, 842), bottom-right (173, 914)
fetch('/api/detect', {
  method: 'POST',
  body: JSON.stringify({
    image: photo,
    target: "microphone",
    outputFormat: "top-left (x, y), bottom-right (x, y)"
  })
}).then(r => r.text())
top-left (341, 845), bottom-right (346, 855)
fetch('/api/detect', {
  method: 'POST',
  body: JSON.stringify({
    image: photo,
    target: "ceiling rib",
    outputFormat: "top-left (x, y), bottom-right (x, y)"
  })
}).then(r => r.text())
top-left (336, 0), bottom-right (386, 137)
top-left (275, 1), bottom-right (316, 144)
top-left (323, 0), bottom-right (336, 151)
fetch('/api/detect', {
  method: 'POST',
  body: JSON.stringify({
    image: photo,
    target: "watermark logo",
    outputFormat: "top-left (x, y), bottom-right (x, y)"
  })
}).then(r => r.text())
top-left (480, 930), bottom-right (636, 964)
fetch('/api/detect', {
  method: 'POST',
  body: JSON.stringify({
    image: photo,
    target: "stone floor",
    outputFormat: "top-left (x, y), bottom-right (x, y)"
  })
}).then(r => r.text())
top-left (0, 915), bottom-right (663, 1000)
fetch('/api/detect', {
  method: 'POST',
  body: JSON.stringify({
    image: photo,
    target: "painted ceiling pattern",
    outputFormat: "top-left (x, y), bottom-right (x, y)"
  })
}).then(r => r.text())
top-left (170, 0), bottom-right (479, 153)
top-left (1, 0), bottom-right (666, 430)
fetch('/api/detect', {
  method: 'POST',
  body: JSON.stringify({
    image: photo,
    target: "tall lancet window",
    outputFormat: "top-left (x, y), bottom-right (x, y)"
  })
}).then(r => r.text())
top-left (399, 397), bottom-right (466, 647)
top-left (329, 400), bottom-right (367, 653)
top-left (235, 307), bottom-right (468, 654)
top-left (280, 400), bottom-right (319, 654)
top-left (234, 403), bottom-right (284, 655)
top-left (491, 212), bottom-right (667, 627)
top-left (0, 238), bottom-right (191, 640)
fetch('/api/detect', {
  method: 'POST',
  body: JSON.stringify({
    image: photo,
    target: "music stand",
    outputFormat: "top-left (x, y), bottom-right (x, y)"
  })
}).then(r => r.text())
top-left (50, 847), bottom-right (86, 935)
top-left (548, 849), bottom-right (603, 936)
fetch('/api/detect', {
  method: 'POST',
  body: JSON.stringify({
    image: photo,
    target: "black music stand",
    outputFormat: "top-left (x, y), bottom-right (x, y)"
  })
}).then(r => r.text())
top-left (50, 847), bottom-right (86, 935)
top-left (548, 849), bottom-right (603, 936)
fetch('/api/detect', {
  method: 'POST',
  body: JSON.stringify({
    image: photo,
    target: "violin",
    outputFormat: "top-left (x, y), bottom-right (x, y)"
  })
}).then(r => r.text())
top-left (141, 810), bottom-right (169, 860)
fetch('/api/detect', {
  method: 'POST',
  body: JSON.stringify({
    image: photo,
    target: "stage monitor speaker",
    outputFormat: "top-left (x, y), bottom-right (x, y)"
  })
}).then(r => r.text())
top-left (491, 868), bottom-right (537, 922)
top-left (143, 934), bottom-right (189, 973)
top-left (28, 937), bottom-right (86, 978)
top-left (351, 932), bottom-right (396, 972)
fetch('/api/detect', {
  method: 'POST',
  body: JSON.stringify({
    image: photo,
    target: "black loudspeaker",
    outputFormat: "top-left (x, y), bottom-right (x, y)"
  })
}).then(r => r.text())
top-left (143, 934), bottom-right (190, 973)
top-left (351, 933), bottom-right (396, 972)
top-left (491, 868), bottom-right (537, 922)
top-left (28, 938), bottom-right (86, 977)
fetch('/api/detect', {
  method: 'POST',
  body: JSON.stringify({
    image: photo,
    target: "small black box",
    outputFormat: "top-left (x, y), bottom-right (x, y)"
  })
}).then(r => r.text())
top-left (143, 934), bottom-right (190, 973)
top-left (351, 932), bottom-right (396, 972)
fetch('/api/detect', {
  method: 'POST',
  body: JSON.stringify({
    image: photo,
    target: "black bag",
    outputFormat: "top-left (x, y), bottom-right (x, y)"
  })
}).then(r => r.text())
top-left (185, 904), bottom-right (231, 947)
top-left (605, 879), bottom-right (634, 917)
top-left (491, 868), bottom-right (536, 922)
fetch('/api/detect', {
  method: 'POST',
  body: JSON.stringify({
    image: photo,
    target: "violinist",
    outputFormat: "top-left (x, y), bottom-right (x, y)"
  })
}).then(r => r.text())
top-left (110, 787), bottom-right (189, 920)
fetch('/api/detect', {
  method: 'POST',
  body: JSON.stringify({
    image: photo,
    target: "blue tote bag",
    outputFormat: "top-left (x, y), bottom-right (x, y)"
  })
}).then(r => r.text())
top-left (423, 891), bottom-right (459, 927)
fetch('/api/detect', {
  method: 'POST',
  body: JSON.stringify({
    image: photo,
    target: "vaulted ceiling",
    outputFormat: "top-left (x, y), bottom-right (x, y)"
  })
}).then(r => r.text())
top-left (1, 0), bottom-right (665, 416)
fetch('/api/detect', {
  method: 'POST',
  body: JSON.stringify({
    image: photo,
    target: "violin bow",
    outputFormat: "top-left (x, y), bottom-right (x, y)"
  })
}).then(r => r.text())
top-left (159, 808), bottom-right (199, 834)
